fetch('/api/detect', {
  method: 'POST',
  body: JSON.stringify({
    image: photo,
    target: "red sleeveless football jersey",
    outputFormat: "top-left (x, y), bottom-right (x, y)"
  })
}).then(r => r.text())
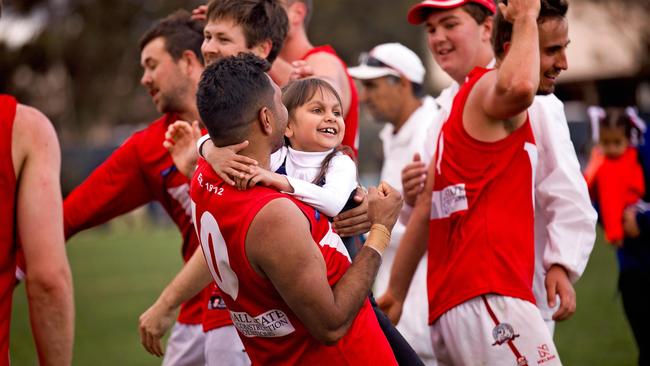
top-left (301, 45), bottom-right (359, 156)
top-left (191, 159), bottom-right (396, 366)
top-left (0, 95), bottom-right (18, 365)
top-left (427, 68), bottom-right (538, 323)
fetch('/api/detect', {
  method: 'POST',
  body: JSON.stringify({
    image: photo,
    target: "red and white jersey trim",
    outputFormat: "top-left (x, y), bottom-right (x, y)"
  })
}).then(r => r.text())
top-left (319, 225), bottom-right (351, 261)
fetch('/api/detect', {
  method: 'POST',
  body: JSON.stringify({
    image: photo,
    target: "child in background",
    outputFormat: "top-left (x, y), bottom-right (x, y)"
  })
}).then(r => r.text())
top-left (585, 106), bottom-right (650, 365)
top-left (584, 107), bottom-right (645, 246)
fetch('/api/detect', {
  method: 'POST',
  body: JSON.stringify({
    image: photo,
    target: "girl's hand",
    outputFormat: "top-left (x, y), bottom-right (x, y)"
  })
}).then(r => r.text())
top-left (235, 167), bottom-right (291, 192)
top-left (203, 141), bottom-right (258, 186)
top-left (623, 206), bottom-right (641, 239)
top-left (163, 120), bottom-right (201, 178)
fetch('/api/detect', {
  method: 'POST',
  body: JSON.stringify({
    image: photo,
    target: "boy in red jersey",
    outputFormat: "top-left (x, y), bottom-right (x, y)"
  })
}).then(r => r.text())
top-left (382, 0), bottom-right (571, 365)
top-left (0, 92), bottom-right (74, 364)
top-left (192, 53), bottom-right (401, 366)
top-left (191, 0), bottom-right (360, 157)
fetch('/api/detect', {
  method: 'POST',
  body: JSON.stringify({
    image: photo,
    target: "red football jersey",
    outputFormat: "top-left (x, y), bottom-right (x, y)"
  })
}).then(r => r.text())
top-left (0, 95), bottom-right (18, 366)
top-left (301, 45), bottom-right (359, 156)
top-left (62, 114), bottom-right (230, 327)
top-left (427, 67), bottom-right (538, 323)
top-left (191, 159), bottom-right (396, 366)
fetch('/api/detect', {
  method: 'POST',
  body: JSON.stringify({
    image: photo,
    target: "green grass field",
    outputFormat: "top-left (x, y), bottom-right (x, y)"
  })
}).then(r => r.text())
top-left (10, 219), bottom-right (639, 365)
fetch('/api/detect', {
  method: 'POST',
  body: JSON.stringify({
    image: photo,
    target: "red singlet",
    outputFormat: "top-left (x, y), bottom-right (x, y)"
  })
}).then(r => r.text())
top-left (427, 67), bottom-right (538, 323)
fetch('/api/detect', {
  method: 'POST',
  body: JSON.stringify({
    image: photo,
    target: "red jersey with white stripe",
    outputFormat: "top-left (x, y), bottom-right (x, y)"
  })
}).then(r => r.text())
top-left (61, 114), bottom-right (230, 327)
top-left (427, 67), bottom-right (538, 323)
top-left (0, 95), bottom-right (18, 365)
top-left (302, 45), bottom-right (359, 156)
top-left (191, 159), bottom-right (396, 366)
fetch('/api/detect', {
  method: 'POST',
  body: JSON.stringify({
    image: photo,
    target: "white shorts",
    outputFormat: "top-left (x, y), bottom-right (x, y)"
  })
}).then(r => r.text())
top-left (430, 294), bottom-right (562, 366)
top-left (204, 325), bottom-right (250, 366)
top-left (162, 322), bottom-right (205, 366)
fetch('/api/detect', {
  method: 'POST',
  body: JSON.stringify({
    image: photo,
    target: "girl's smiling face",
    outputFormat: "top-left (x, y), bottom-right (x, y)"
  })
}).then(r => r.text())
top-left (285, 88), bottom-right (345, 152)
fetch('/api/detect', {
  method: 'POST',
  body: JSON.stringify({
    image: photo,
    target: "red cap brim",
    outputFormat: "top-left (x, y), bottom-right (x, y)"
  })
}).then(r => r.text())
top-left (407, 0), bottom-right (496, 25)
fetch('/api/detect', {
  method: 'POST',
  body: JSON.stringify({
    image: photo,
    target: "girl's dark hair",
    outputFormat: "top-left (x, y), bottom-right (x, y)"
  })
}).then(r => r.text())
top-left (281, 78), bottom-right (358, 185)
top-left (600, 107), bottom-right (637, 140)
top-left (281, 78), bottom-right (342, 117)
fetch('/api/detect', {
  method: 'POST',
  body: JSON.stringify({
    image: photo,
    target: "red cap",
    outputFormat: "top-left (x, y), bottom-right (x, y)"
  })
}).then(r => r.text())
top-left (407, 0), bottom-right (496, 24)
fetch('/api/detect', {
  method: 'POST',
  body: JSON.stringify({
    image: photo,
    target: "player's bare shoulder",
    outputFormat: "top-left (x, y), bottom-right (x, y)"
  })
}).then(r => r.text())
top-left (12, 103), bottom-right (60, 175)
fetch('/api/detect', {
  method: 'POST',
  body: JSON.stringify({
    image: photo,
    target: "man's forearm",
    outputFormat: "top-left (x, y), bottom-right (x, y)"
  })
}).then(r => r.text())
top-left (328, 245), bottom-right (382, 338)
top-left (387, 203), bottom-right (429, 302)
top-left (27, 272), bottom-right (74, 366)
top-left (157, 247), bottom-right (213, 310)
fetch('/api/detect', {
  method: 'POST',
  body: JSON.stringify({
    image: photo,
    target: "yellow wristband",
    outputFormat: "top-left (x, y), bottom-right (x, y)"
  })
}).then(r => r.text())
top-left (365, 224), bottom-right (391, 257)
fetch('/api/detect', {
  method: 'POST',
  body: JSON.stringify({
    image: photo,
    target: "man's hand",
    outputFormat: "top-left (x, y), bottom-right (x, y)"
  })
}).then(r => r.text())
top-left (545, 264), bottom-right (576, 321)
top-left (333, 187), bottom-right (370, 237)
top-left (163, 120), bottom-right (202, 178)
top-left (203, 140), bottom-right (258, 186)
top-left (368, 182), bottom-right (403, 231)
top-left (401, 153), bottom-right (427, 207)
top-left (377, 291), bottom-right (403, 325)
top-left (497, 0), bottom-right (541, 23)
top-left (138, 301), bottom-right (178, 358)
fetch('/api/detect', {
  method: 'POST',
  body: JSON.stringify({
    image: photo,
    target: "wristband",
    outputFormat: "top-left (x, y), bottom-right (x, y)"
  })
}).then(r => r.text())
top-left (197, 134), bottom-right (211, 159)
top-left (365, 224), bottom-right (391, 257)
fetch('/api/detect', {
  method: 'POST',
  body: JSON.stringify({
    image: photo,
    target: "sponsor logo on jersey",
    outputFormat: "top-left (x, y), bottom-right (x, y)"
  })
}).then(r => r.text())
top-left (230, 309), bottom-right (295, 338)
top-left (430, 183), bottom-right (468, 219)
top-left (491, 322), bottom-right (520, 346)
top-left (536, 344), bottom-right (557, 364)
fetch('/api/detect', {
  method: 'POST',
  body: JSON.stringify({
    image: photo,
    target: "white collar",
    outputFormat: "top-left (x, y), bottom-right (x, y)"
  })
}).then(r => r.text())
top-left (287, 146), bottom-right (334, 168)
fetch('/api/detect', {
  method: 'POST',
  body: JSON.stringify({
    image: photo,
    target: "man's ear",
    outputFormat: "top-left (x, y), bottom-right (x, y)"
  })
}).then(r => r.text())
top-left (253, 39), bottom-right (273, 61)
top-left (259, 106), bottom-right (274, 136)
top-left (481, 15), bottom-right (494, 42)
top-left (503, 41), bottom-right (511, 56)
top-left (179, 50), bottom-right (202, 75)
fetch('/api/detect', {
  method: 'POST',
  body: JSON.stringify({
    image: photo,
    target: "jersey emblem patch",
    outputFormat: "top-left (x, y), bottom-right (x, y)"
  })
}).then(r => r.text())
top-left (430, 183), bottom-right (468, 219)
top-left (207, 294), bottom-right (227, 311)
top-left (491, 322), bottom-right (520, 346)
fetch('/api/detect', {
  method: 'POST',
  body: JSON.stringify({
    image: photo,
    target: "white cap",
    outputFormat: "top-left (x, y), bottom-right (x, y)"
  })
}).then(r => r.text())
top-left (348, 43), bottom-right (425, 84)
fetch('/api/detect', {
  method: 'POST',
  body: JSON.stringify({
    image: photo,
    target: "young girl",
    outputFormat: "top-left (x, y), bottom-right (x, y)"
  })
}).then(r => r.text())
top-left (584, 107), bottom-right (646, 246)
top-left (585, 106), bottom-right (650, 365)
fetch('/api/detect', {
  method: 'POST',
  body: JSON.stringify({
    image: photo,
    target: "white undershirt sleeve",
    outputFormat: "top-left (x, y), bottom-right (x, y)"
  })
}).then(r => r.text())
top-left (530, 96), bottom-right (597, 283)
